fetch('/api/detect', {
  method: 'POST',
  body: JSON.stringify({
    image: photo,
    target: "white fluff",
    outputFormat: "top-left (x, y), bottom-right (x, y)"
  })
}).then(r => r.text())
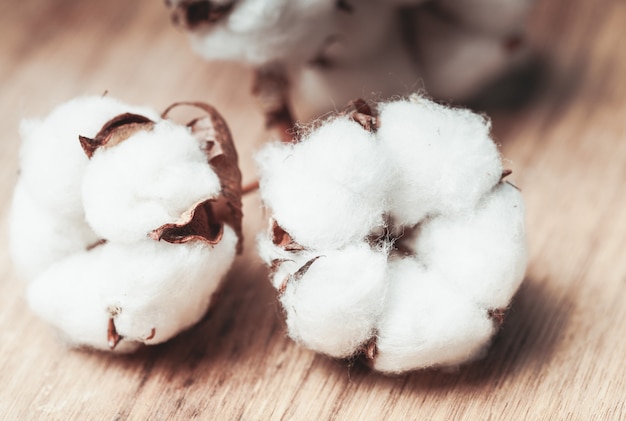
top-left (373, 258), bottom-right (495, 373)
top-left (412, 182), bottom-right (527, 309)
top-left (83, 121), bottom-right (222, 243)
top-left (27, 229), bottom-right (237, 352)
top-left (279, 244), bottom-right (389, 358)
top-left (257, 117), bottom-right (390, 250)
top-left (10, 96), bottom-right (238, 352)
top-left (377, 96), bottom-right (502, 226)
top-left (257, 95), bottom-right (527, 372)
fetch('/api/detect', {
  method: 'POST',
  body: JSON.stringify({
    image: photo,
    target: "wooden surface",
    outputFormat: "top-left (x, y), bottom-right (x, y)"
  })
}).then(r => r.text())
top-left (1, 0), bottom-right (625, 419)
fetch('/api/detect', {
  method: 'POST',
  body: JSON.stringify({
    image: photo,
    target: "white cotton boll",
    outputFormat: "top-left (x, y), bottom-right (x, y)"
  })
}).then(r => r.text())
top-left (17, 96), bottom-right (159, 219)
top-left (82, 121), bottom-right (222, 243)
top-left (9, 181), bottom-right (99, 281)
top-left (377, 97), bottom-right (502, 226)
top-left (413, 182), bottom-right (527, 309)
top-left (280, 243), bottom-right (389, 358)
top-left (374, 258), bottom-right (495, 373)
top-left (27, 228), bottom-right (237, 351)
top-left (187, 0), bottom-right (337, 66)
top-left (257, 117), bottom-right (390, 249)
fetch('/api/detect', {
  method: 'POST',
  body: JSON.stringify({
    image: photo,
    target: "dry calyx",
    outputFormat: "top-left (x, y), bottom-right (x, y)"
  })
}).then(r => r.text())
top-left (9, 96), bottom-right (242, 352)
top-left (256, 95), bottom-right (527, 373)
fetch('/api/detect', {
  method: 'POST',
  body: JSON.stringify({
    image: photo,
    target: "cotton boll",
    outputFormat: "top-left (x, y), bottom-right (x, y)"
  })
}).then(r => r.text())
top-left (409, 9), bottom-right (529, 101)
top-left (377, 96), bottom-right (502, 226)
top-left (280, 244), bottom-right (388, 358)
top-left (17, 96), bottom-right (159, 219)
top-left (82, 121), bottom-right (222, 243)
top-left (257, 117), bottom-right (390, 249)
top-left (28, 228), bottom-right (237, 351)
top-left (374, 258), bottom-right (495, 373)
top-left (413, 182), bottom-right (527, 309)
top-left (181, 0), bottom-right (337, 67)
top-left (9, 181), bottom-right (99, 281)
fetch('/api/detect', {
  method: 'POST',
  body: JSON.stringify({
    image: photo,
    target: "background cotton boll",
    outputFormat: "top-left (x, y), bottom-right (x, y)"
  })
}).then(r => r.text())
top-left (373, 258), bottom-right (496, 373)
top-left (9, 182), bottom-right (99, 281)
top-left (413, 182), bottom-right (527, 309)
top-left (377, 97), bottom-right (502, 226)
top-left (17, 96), bottom-right (159, 219)
top-left (280, 244), bottom-right (389, 358)
top-left (186, 0), bottom-right (337, 66)
top-left (257, 118), bottom-right (389, 249)
top-left (28, 228), bottom-right (237, 351)
top-left (82, 121), bottom-right (222, 243)
top-left (409, 8), bottom-right (529, 101)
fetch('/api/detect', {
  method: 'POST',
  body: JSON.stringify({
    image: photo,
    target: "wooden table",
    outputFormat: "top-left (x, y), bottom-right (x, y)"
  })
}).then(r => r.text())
top-left (1, 0), bottom-right (624, 419)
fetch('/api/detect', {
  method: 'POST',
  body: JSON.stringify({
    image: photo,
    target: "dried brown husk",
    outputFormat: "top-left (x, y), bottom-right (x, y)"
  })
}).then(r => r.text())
top-left (160, 101), bottom-right (243, 253)
top-left (79, 113), bottom-right (155, 158)
top-left (79, 102), bottom-right (243, 252)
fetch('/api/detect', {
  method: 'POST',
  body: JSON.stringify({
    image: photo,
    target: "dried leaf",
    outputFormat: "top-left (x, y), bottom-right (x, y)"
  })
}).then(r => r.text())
top-left (150, 199), bottom-right (224, 245)
top-left (271, 219), bottom-right (305, 252)
top-left (279, 256), bottom-right (323, 295)
top-left (161, 102), bottom-right (243, 253)
top-left (79, 113), bottom-right (154, 159)
top-left (344, 98), bottom-right (378, 132)
top-left (107, 317), bottom-right (122, 350)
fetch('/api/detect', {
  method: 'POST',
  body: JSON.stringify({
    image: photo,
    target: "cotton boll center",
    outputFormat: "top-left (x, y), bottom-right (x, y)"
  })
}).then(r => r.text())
top-left (82, 121), bottom-right (222, 243)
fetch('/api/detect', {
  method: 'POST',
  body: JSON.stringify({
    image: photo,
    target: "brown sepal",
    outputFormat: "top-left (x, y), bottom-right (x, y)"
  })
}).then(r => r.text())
top-left (271, 219), bottom-right (305, 252)
top-left (79, 113), bottom-right (155, 159)
top-left (279, 256), bottom-right (322, 295)
top-left (343, 98), bottom-right (379, 132)
top-left (500, 169), bottom-right (513, 181)
top-left (107, 317), bottom-right (122, 350)
top-left (150, 199), bottom-right (224, 245)
top-left (169, 0), bottom-right (234, 29)
top-left (161, 102), bottom-right (243, 253)
top-left (488, 308), bottom-right (507, 327)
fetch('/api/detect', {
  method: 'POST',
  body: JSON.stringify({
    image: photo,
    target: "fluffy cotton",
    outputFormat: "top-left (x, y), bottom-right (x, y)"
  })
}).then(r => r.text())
top-left (10, 96), bottom-right (241, 352)
top-left (257, 117), bottom-right (391, 250)
top-left (257, 95), bottom-right (527, 373)
top-left (377, 96), bottom-right (502, 226)
top-left (280, 244), bottom-right (389, 358)
top-left (82, 120), bottom-right (222, 243)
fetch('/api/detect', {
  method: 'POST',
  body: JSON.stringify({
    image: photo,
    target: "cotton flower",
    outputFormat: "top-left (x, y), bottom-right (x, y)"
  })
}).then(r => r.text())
top-left (9, 96), bottom-right (243, 352)
top-left (257, 95), bottom-right (527, 373)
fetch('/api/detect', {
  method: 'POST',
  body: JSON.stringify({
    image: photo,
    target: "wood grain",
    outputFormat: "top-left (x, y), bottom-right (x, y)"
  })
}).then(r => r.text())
top-left (0, 0), bottom-right (624, 419)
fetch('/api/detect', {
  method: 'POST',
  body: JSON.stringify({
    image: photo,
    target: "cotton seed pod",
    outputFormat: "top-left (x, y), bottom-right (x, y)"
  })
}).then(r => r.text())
top-left (257, 95), bottom-right (527, 373)
top-left (9, 96), bottom-right (242, 352)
